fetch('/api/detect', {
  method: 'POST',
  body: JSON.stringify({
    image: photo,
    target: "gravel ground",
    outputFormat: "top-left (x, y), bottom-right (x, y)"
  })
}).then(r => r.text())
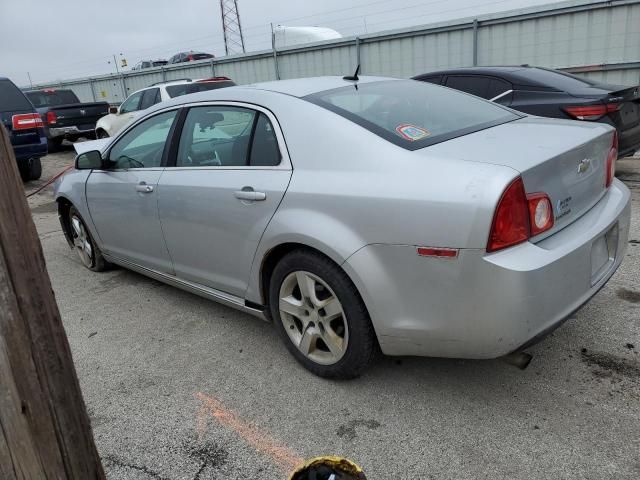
top-left (25, 145), bottom-right (640, 480)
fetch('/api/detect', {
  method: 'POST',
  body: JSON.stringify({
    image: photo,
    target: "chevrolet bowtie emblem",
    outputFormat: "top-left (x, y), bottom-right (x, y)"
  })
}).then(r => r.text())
top-left (577, 158), bottom-right (591, 174)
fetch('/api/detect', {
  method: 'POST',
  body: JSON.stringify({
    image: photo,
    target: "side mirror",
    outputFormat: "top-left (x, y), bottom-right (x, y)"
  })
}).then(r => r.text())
top-left (75, 150), bottom-right (103, 170)
top-left (109, 106), bottom-right (119, 114)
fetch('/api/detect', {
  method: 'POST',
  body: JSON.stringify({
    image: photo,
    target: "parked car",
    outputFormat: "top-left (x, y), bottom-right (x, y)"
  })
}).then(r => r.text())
top-left (95, 77), bottom-right (235, 137)
top-left (413, 66), bottom-right (640, 158)
top-left (0, 76), bottom-right (47, 180)
top-left (25, 89), bottom-right (109, 150)
top-left (168, 51), bottom-right (214, 64)
top-left (132, 60), bottom-right (168, 70)
top-left (56, 76), bottom-right (630, 379)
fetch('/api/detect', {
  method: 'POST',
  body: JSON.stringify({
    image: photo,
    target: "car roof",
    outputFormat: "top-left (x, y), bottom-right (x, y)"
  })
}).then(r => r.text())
top-left (413, 65), bottom-right (623, 93)
top-left (246, 75), bottom-right (398, 97)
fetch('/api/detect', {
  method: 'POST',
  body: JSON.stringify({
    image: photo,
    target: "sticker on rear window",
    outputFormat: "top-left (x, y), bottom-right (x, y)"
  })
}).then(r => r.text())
top-left (395, 124), bottom-right (430, 141)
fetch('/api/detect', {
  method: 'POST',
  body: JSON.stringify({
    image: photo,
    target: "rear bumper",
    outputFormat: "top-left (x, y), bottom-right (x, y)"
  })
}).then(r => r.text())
top-left (47, 125), bottom-right (96, 140)
top-left (13, 137), bottom-right (48, 161)
top-left (344, 179), bottom-right (631, 358)
top-left (617, 122), bottom-right (640, 158)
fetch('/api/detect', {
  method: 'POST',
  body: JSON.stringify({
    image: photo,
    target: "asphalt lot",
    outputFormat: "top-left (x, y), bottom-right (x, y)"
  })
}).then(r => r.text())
top-left (26, 145), bottom-right (640, 480)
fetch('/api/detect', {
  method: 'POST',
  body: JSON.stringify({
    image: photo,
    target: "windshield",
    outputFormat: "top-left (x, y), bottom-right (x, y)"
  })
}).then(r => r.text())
top-left (305, 80), bottom-right (521, 150)
top-left (26, 90), bottom-right (79, 107)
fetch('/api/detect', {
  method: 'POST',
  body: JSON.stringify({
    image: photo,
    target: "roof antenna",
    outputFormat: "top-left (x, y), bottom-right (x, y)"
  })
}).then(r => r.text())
top-left (343, 64), bottom-right (360, 81)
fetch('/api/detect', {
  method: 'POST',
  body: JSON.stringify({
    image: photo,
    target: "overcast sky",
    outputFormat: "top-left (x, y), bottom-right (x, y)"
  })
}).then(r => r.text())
top-left (0, 0), bottom-right (561, 85)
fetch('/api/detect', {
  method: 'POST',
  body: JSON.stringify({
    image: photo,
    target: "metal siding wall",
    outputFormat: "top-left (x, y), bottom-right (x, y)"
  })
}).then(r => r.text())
top-left (29, 1), bottom-right (640, 96)
top-left (216, 56), bottom-right (276, 83)
top-left (62, 83), bottom-right (94, 102)
top-left (279, 45), bottom-right (356, 79)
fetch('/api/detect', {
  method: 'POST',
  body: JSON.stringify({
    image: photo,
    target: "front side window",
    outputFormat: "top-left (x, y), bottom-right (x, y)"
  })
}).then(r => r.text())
top-left (108, 110), bottom-right (177, 169)
top-left (305, 80), bottom-right (521, 150)
top-left (119, 91), bottom-right (144, 114)
top-left (139, 88), bottom-right (160, 110)
top-left (176, 106), bottom-right (256, 167)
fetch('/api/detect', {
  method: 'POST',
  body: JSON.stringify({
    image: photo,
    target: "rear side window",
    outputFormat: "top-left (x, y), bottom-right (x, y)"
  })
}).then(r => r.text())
top-left (445, 75), bottom-right (491, 98)
top-left (250, 113), bottom-right (281, 167)
top-left (487, 78), bottom-right (513, 99)
top-left (415, 74), bottom-right (443, 85)
top-left (305, 80), bottom-right (520, 151)
top-left (0, 79), bottom-right (33, 111)
top-left (26, 90), bottom-right (79, 107)
top-left (166, 81), bottom-right (236, 98)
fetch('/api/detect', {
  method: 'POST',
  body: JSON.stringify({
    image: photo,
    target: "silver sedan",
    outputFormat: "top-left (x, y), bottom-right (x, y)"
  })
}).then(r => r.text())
top-left (55, 76), bottom-right (631, 378)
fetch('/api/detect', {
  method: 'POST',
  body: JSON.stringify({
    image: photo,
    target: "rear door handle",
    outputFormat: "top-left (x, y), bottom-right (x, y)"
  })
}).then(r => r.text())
top-left (136, 182), bottom-right (154, 193)
top-left (234, 189), bottom-right (266, 201)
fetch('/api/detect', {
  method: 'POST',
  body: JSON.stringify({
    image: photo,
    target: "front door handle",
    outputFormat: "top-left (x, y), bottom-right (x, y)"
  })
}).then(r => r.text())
top-left (136, 182), bottom-right (154, 193)
top-left (234, 188), bottom-right (266, 201)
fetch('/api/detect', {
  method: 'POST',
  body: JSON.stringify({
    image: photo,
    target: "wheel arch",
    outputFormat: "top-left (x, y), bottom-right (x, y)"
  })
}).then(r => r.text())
top-left (56, 196), bottom-right (75, 248)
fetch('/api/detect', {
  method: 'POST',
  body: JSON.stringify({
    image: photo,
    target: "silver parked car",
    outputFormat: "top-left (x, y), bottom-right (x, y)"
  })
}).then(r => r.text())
top-left (55, 76), bottom-right (631, 378)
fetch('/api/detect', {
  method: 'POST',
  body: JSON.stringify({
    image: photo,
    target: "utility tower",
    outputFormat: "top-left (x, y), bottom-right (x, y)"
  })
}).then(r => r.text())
top-left (220, 0), bottom-right (246, 56)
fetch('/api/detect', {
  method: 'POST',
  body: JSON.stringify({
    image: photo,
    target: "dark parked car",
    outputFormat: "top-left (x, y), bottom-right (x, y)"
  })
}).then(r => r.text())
top-left (0, 76), bottom-right (47, 180)
top-left (168, 51), bottom-right (215, 64)
top-left (414, 66), bottom-right (640, 158)
top-left (25, 89), bottom-right (109, 150)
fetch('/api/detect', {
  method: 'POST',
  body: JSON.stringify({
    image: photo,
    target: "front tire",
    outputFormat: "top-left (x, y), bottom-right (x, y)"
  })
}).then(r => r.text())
top-left (269, 249), bottom-right (377, 379)
top-left (68, 206), bottom-right (110, 271)
top-left (96, 129), bottom-right (109, 139)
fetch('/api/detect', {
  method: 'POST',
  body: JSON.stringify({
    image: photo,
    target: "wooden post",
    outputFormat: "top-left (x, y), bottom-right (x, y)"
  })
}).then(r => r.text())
top-left (0, 125), bottom-right (105, 479)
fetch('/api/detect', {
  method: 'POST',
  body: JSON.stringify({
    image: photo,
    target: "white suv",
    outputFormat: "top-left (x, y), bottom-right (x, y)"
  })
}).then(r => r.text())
top-left (95, 77), bottom-right (235, 138)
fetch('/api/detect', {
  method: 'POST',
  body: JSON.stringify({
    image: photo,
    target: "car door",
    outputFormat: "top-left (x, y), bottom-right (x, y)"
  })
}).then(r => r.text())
top-left (113, 90), bottom-right (145, 133)
top-left (158, 104), bottom-right (292, 297)
top-left (86, 109), bottom-right (179, 273)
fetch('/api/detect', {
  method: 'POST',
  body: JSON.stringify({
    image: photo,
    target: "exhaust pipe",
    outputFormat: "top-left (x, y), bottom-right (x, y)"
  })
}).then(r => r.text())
top-left (501, 351), bottom-right (532, 370)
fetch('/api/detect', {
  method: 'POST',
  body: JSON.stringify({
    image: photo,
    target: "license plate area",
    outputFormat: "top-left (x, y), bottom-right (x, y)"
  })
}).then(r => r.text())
top-left (591, 223), bottom-right (618, 285)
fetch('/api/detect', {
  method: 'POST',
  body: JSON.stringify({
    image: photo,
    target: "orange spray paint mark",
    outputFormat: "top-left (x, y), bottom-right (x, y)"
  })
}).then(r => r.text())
top-left (195, 392), bottom-right (304, 473)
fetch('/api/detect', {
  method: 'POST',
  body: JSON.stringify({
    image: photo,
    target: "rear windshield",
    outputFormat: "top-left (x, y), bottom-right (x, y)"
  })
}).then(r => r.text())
top-left (191, 53), bottom-right (213, 60)
top-left (305, 80), bottom-right (520, 150)
top-left (0, 79), bottom-right (33, 111)
top-left (165, 81), bottom-right (236, 98)
top-left (516, 68), bottom-right (604, 91)
top-left (152, 61), bottom-right (168, 67)
top-left (26, 90), bottom-right (79, 107)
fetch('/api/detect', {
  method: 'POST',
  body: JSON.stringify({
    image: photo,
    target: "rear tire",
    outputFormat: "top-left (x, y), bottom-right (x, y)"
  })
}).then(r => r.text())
top-left (68, 206), bottom-right (110, 272)
top-left (269, 249), bottom-right (377, 379)
top-left (96, 129), bottom-right (109, 139)
top-left (19, 157), bottom-right (42, 182)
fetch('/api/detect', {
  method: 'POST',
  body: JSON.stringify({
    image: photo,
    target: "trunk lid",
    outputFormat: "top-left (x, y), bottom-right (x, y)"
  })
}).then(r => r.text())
top-left (606, 85), bottom-right (640, 129)
top-left (419, 116), bottom-right (615, 240)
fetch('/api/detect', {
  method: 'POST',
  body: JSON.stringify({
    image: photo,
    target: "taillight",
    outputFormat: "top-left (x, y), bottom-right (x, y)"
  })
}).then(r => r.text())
top-left (527, 193), bottom-right (554, 236)
top-left (46, 111), bottom-right (57, 125)
top-left (487, 177), bottom-right (530, 252)
top-left (563, 103), bottom-right (620, 121)
top-left (605, 130), bottom-right (618, 188)
top-left (12, 113), bottom-right (44, 130)
top-left (487, 177), bottom-right (555, 252)
top-left (187, 54), bottom-right (194, 61)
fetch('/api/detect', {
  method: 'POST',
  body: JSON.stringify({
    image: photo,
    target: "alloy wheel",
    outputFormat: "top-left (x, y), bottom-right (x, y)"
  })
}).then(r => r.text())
top-left (71, 215), bottom-right (94, 268)
top-left (278, 271), bottom-right (349, 365)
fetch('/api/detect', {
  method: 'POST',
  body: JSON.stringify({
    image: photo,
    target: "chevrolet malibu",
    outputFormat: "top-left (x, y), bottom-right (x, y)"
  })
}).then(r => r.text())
top-left (55, 76), bottom-right (631, 378)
